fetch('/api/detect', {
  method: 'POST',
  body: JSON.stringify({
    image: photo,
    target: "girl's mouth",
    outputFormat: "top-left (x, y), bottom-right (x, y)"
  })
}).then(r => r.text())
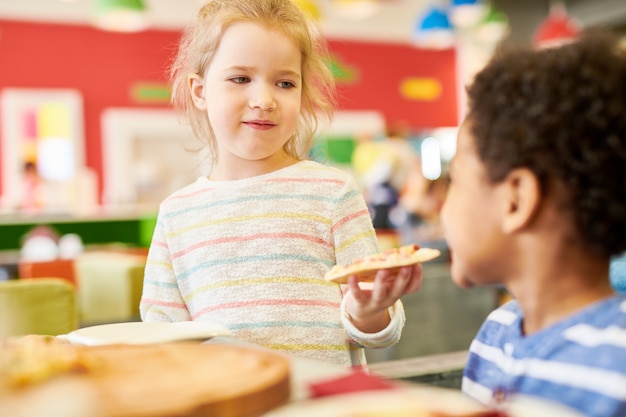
top-left (244, 120), bottom-right (276, 130)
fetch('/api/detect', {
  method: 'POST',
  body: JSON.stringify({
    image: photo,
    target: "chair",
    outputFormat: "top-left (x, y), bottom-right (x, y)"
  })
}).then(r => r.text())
top-left (0, 278), bottom-right (78, 338)
top-left (73, 251), bottom-right (146, 325)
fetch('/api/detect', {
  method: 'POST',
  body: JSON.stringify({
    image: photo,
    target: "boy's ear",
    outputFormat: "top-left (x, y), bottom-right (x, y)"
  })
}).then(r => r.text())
top-left (501, 168), bottom-right (541, 233)
top-left (188, 74), bottom-right (207, 110)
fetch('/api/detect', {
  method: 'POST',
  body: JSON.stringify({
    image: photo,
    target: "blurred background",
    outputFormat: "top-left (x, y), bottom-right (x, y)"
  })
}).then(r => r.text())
top-left (1, 0), bottom-right (625, 219)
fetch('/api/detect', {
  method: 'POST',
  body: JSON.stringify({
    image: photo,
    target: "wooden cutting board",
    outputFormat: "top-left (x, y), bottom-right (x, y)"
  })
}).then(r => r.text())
top-left (4, 342), bottom-right (291, 417)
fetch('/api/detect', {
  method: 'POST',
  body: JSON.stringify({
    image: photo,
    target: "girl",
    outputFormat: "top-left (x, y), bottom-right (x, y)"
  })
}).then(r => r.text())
top-left (140, 0), bottom-right (422, 367)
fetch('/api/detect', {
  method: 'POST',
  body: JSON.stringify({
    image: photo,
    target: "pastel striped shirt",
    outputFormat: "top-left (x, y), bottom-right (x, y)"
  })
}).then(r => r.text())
top-left (463, 296), bottom-right (626, 416)
top-left (140, 160), bottom-right (405, 366)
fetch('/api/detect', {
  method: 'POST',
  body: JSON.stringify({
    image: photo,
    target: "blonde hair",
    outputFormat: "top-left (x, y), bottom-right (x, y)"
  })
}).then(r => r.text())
top-left (170, 0), bottom-right (336, 163)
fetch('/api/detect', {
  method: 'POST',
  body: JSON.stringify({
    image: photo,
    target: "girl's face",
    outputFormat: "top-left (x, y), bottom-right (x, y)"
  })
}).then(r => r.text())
top-left (440, 119), bottom-right (509, 288)
top-left (190, 21), bottom-right (302, 179)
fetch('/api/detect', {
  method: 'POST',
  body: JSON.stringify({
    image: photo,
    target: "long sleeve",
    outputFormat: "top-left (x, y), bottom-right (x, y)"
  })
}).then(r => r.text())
top-left (328, 174), bottom-right (406, 352)
top-left (340, 298), bottom-right (406, 349)
top-left (329, 174), bottom-right (379, 266)
top-left (140, 210), bottom-right (191, 322)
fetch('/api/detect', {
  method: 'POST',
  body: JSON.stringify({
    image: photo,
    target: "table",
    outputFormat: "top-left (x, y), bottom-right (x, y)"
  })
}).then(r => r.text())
top-left (0, 330), bottom-right (586, 417)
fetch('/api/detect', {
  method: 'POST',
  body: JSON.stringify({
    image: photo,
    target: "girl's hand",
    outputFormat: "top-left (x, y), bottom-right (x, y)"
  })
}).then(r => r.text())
top-left (342, 263), bottom-right (423, 333)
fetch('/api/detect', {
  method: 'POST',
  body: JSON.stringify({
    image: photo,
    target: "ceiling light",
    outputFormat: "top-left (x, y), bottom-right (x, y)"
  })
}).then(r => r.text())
top-left (92, 0), bottom-right (149, 33)
top-left (413, 6), bottom-right (455, 50)
top-left (533, 3), bottom-right (581, 49)
top-left (473, 3), bottom-right (509, 43)
top-left (293, 0), bottom-right (323, 21)
top-left (449, 0), bottom-right (488, 29)
top-left (331, 0), bottom-right (383, 21)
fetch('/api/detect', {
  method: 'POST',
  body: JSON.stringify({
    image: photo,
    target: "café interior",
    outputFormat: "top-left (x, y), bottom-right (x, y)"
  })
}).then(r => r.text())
top-left (0, 0), bottom-right (625, 416)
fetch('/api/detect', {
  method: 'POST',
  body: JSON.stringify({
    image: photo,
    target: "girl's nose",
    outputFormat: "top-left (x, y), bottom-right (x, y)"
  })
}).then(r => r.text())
top-left (249, 86), bottom-right (276, 111)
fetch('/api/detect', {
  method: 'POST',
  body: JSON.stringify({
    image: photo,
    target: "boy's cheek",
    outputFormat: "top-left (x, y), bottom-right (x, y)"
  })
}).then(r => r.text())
top-left (449, 257), bottom-right (475, 289)
top-left (439, 203), bottom-right (452, 239)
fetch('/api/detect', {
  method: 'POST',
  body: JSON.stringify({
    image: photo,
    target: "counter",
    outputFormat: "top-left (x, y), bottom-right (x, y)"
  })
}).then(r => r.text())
top-left (0, 208), bottom-right (157, 250)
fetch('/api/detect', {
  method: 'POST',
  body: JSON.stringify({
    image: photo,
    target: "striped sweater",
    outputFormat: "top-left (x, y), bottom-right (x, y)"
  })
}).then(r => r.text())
top-left (463, 296), bottom-right (626, 416)
top-left (140, 160), bottom-right (405, 366)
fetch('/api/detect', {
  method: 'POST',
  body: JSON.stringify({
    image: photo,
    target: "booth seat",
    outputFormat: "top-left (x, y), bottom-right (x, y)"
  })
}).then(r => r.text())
top-left (18, 258), bottom-right (77, 287)
top-left (0, 278), bottom-right (78, 338)
top-left (14, 249), bottom-right (147, 327)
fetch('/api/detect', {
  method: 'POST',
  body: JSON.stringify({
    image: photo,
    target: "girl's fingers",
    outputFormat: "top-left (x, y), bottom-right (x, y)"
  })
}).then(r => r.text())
top-left (405, 264), bottom-right (424, 293)
top-left (347, 264), bottom-right (423, 315)
top-left (371, 268), bottom-right (395, 303)
top-left (386, 266), bottom-right (412, 300)
top-left (348, 275), bottom-right (375, 304)
top-left (347, 275), bottom-right (363, 299)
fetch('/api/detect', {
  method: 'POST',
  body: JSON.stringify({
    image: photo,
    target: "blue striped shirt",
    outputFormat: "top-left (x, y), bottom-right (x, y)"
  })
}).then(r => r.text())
top-left (463, 296), bottom-right (626, 417)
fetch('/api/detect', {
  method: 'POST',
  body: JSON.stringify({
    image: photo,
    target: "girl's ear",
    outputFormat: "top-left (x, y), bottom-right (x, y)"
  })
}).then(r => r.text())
top-left (188, 74), bottom-right (207, 110)
top-left (501, 168), bottom-right (541, 234)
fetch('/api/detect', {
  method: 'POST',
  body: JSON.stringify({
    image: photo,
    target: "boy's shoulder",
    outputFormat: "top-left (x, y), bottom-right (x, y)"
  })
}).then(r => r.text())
top-left (473, 297), bottom-right (626, 368)
top-left (569, 294), bottom-right (626, 328)
top-left (488, 295), bottom-right (626, 322)
top-left (483, 299), bottom-right (523, 325)
top-left (478, 295), bottom-right (626, 345)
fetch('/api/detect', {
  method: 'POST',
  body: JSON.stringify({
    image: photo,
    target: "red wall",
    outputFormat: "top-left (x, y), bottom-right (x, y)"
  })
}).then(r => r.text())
top-left (0, 19), bottom-right (457, 199)
top-left (0, 19), bottom-right (177, 197)
top-left (328, 39), bottom-right (458, 128)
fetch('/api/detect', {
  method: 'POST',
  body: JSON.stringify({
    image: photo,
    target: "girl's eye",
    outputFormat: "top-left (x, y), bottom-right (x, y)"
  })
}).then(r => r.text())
top-left (277, 81), bottom-right (295, 89)
top-left (230, 77), bottom-right (249, 84)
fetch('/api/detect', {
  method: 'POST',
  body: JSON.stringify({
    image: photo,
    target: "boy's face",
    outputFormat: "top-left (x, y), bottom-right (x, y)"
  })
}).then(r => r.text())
top-left (440, 119), bottom-right (509, 288)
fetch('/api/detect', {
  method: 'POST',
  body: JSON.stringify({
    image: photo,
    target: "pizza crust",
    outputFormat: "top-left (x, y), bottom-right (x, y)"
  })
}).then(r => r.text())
top-left (324, 245), bottom-right (441, 284)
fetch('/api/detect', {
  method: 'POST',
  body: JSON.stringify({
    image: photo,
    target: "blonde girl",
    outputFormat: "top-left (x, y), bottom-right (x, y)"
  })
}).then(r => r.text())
top-left (140, 0), bottom-right (422, 366)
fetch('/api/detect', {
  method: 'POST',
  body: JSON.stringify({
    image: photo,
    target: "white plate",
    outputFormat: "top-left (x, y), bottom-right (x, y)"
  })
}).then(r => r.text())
top-left (59, 321), bottom-right (231, 345)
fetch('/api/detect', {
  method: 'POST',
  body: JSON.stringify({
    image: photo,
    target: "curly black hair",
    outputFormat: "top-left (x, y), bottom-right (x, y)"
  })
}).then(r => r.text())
top-left (466, 29), bottom-right (626, 258)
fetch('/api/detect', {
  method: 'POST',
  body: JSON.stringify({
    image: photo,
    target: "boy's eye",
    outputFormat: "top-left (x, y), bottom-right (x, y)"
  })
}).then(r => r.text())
top-left (230, 77), bottom-right (249, 84)
top-left (277, 81), bottom-right (295, 89)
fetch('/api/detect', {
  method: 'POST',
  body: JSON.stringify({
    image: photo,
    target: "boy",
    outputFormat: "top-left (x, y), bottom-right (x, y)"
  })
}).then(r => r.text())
top-left (441, 29), bottom-right (626, 417)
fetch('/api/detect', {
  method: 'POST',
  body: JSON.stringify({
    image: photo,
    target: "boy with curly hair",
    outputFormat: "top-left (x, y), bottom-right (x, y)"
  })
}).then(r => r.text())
top-left (441, 29), bottom-right (626, 416)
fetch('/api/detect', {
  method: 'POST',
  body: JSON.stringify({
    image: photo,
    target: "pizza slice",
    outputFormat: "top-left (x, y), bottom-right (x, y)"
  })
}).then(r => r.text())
top-left (0, 335), bottom-right (96, 390)
top-left (324, 244), bottom-right (441, 284)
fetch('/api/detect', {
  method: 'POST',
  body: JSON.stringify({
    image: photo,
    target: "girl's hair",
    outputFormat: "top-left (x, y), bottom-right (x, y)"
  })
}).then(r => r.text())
top-left (467, 29), bottom-right (626, 258)
top-left (170, 0), bottom-right (336, 163)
